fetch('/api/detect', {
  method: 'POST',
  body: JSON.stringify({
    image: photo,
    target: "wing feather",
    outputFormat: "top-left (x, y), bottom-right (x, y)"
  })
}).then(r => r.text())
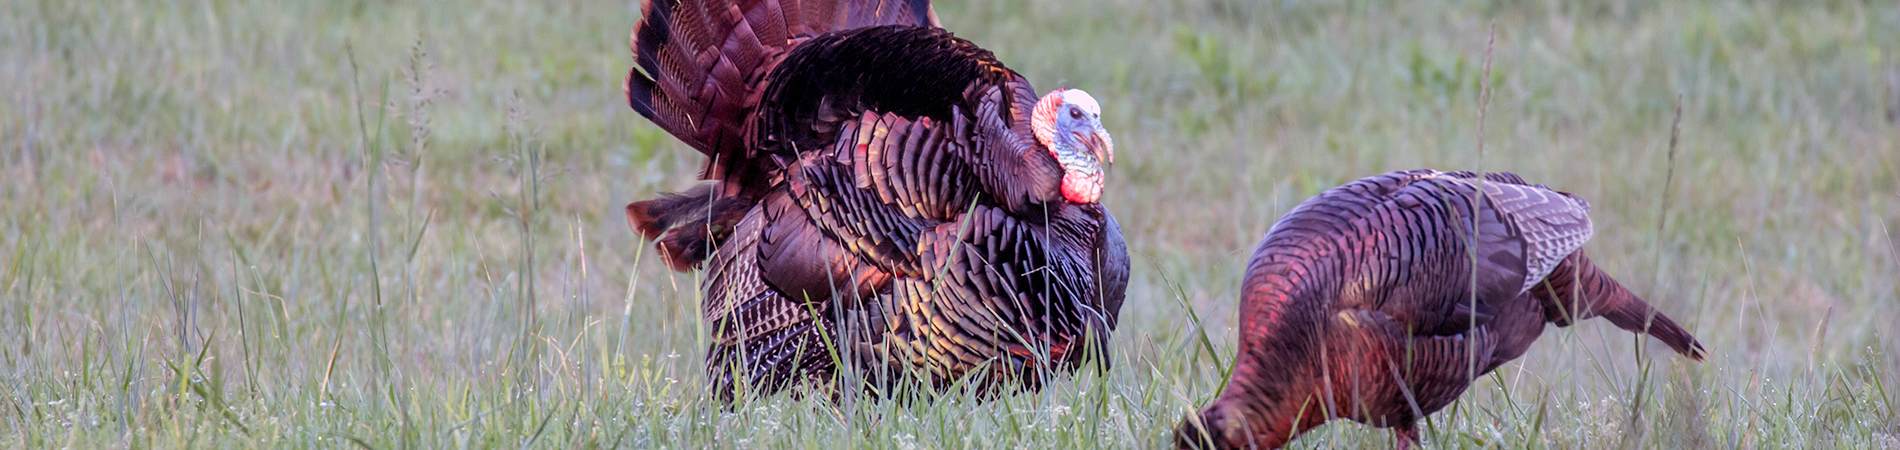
top-left (1414, 170), bottom-right (1595, 295)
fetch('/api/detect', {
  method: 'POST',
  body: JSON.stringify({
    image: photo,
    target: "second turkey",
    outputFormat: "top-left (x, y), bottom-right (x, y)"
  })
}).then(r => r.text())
top-left (1177, 169), bottom-right (1708, 449)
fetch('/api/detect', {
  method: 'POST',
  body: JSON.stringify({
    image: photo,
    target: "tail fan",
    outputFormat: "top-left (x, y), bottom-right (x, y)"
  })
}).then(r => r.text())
top-left (625, 0), bottom-right (938, 181)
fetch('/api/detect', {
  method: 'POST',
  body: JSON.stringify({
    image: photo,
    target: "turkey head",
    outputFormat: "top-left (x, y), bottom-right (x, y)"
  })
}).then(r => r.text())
top-left (1031, 88), bottom-right (1114, 204)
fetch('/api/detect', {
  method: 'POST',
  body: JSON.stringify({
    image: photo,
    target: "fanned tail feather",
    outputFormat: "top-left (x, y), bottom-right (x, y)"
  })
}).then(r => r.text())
top-left (624, 0), bottom-right (939, 173)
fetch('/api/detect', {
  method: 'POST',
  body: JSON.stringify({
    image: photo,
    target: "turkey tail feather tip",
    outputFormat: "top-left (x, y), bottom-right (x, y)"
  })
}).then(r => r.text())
top-left (1604, 303), bottom-right (1709, 361)
top-left (626, 184), bottom-right (751, 271)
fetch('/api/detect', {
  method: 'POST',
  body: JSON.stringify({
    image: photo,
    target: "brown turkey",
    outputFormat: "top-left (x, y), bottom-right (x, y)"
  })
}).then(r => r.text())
top-left (620, 0), bottom-right (1129, 401)
top-left (1176, 169), bottom-right (1708, 449)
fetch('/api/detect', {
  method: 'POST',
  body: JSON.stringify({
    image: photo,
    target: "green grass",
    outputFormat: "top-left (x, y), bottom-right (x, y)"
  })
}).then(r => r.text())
top-left (4, 0), bottom-right (1898, 447)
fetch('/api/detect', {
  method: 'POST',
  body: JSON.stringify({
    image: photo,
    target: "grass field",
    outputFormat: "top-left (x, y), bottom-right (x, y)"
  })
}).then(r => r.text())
top-left (5, 0), bottom-right (1899, 447)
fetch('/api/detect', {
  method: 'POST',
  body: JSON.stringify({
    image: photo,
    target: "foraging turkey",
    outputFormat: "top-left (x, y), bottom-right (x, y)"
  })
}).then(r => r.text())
top-left (621, 0), bottom-right (1129, 400)
top-left (1177, 170), bottom-right (1707, 449)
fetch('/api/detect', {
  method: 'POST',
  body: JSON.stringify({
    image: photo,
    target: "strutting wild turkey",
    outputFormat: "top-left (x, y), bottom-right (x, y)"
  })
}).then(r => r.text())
top-left (1177, 170), bottom-right (1708, 449)
top-left (621, 0), bottom-right (1129, 400)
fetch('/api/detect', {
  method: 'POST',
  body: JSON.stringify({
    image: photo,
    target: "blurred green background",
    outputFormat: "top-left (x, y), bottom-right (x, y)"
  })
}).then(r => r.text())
top-left (3, 0), bottom-right (1897, 447)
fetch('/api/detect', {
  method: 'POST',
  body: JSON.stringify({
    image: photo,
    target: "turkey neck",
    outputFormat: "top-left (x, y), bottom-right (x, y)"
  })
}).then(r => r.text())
top-left (1199, 254), bottom-right (1341, 449)
top-left (1040, 202), bottom-right (1105, 244)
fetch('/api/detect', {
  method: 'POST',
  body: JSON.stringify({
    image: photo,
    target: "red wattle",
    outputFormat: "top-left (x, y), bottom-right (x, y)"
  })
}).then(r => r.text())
top-left (1061, 173), bottom-right (1102, 204)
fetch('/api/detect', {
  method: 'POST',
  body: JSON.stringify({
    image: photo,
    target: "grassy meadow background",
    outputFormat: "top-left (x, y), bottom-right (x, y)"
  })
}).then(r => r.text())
top-left (5, 0), bottom-right (1899, 447)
